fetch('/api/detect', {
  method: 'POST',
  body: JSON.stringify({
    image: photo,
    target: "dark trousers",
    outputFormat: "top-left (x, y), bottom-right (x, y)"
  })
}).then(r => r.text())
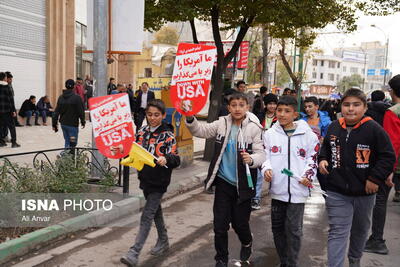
top-left (213, 178), bottom-right (252, 263)
top-left (370, 183), bottom-right (391, 241)
top-left (25, 110), bottom-right (39, 125)
top-left (131, 192), bottom-right (167, 254)
top-left (39, 110), bottom-right (53, 123)
top-left (0, 112), bottom-right (16, 143)
top-left (271, 199), bottom-right (305, 267)
top-left (134, 108), bottom-right (146, 130)
top-left (0, 125), bottom-right (7, 140)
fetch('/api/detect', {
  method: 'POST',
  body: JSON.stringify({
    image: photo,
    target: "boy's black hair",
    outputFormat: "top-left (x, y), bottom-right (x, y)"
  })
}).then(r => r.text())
top-left (109, 77), bottom-right (115, 81)
top-left (29, 95), bottom-right (36, 100)
top-left (304, 96), bottom-right (319, 106)
top-left (236, 80), bottom-right (246, 88)
top-left (146, 99), bottom-right (166, 114)
top-left (142, 82), bottom-right (149, 87)
top-left (259, 86), bottom-right (268, 95)
top-left (277, 96), bottom-right (298, 111)
top-left (388, 74), bottom-right (400, 98)
top-left (65, 79), bottom-right (75, 89)
top-left (0, 72), bottom-right (6, 81)
top-left (371, 90), bottom-right (385, 102)
top-left (5, 71), bottom-right (13, 78)
top-left (76, 77), bottom-right (83, 81)
top-left (228, 92), bottom-right (248, 104)
top-left (341, 88), bottom-right (367, 106)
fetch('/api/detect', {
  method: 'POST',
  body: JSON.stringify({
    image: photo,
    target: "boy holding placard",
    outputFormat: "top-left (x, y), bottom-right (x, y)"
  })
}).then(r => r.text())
top-left (184, 92), bottom-right (264, 267)
top-left (120, 99), bottom-right (180, 267)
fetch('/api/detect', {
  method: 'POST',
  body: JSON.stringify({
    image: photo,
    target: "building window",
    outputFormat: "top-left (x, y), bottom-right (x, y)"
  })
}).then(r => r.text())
top-left (337, 62), bottom-right (341, 68)
top-left (145, 68), bottom-right (152, 78)
top-left (313, 60), bottom-right (318, 66)
top-left (329, 61), bottom-right (336, 68)
top-left (321, 60), bottom-right (324, 67)
top-left (336, 74), bottom-right (340, 81)
top-left (350, 67), bottom-right (358, 74)
top-left (328, 73), bottom-right (335, 81)
top-left (343, 66), bottom-right (347, 72)
top-left (75, 22), bottom-right (88, 78)
top-left (312, 72), bottom-right (317, 79)
top-left (320, 73), bottom-right (324, 79)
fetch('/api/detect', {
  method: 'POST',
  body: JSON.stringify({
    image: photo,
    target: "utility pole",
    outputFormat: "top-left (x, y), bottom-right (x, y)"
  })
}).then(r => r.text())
top-left (91, 0), bottom-right (108, 178)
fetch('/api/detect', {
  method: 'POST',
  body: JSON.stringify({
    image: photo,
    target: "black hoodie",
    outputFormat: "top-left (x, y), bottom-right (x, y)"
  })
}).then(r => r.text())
top-left (52, 89), bottom-right (85, 128)
top-left (365, 101), bottom-right (391, 126)
top-left (136, 122), bottom-right (180, 194)
top-left (319, 117), bottom-right (395, 196)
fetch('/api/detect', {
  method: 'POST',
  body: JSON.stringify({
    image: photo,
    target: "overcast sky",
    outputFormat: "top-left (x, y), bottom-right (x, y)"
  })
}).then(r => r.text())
top-left (315, 12), bottom-right (400, 75)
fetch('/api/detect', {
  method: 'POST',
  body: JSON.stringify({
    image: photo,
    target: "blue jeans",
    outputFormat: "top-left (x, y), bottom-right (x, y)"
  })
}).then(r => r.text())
top-left (326, 191), bottom-right (376, 267)
top-left (25, 110), bottom-right (39, 125)
top-left (61, 125), bottom-right (79, 148)
top-left (39, 110), bottom-right (52, 123)
top-left (252, 169), bottom-right (263, 201)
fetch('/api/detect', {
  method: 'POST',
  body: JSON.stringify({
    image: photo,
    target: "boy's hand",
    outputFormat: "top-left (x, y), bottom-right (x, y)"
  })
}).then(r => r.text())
top-left (386, 172), bottom-right (394, 187)
top-left (240, 152), bottom-right (253, 165)
top-left (319, 160), bottom-right (329, 175)
top-left (299, 177), bottom-right (312, 188)
top-left (156, 156), bottom-right (167, 167)
top-left (365, 180), bottom-right (379, 194)
top-left (264, 169), bottom-right (273, 182)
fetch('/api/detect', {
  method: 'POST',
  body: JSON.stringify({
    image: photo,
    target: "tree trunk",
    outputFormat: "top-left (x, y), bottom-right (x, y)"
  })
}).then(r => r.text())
top-left (203, 6), bottom-right (254, 161)
top-left (189, 19), bottom-right (199, 44)
top-left (262, 27), bottom-right (269, 87)
top-left (279, 39), bottom-right (300, 91)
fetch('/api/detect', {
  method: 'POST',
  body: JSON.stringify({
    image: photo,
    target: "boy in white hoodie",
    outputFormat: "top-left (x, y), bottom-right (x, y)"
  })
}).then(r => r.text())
top-left (261, 96), bottom-right (319, 267)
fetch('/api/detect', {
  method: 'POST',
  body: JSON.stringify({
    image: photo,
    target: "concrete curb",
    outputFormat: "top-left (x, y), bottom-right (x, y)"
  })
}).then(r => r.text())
top-left (0, 172), bottom-right (207, 265)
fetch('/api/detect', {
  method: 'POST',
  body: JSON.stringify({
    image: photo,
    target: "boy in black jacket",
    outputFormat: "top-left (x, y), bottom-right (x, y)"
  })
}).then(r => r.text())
top-left (121, 99), bottom-right (180, 267)
top-left (318, 88), bottom-right (395, 267)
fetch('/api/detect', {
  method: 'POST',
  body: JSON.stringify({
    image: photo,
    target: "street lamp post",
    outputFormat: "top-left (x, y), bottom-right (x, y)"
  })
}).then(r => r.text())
top-left (356, 44), bottom-right (367, 91)
top-left (371, 24), bottom-right (389, 86)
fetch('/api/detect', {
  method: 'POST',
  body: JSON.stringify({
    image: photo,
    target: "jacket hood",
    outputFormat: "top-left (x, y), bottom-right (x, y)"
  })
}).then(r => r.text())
top-left (272, 119), bottom-right (312, 136)
top-left (62, 89), bottom-right (74, 99)
top-left (368, 101), bottom-right (391, 114)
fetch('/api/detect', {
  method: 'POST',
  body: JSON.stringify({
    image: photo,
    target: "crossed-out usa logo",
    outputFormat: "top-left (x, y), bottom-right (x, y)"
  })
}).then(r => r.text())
top-left (297, 148), bottom-right (306, 158)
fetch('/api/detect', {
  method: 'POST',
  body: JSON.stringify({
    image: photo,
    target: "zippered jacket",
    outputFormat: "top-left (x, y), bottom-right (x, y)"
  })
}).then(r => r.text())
top-left (319, 117), bottom-right (395, 196)
top-left (300, 110), bottom-right (332, 137)
top-left (186, 112), bottom-right (265, 202)
top-left (136, 122), bottom-right (180, 194)
top-left (261, 120), bottom-right (319, 203)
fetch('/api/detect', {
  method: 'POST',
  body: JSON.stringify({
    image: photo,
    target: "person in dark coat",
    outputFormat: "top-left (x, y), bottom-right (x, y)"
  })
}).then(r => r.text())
top-left (52, 79), bottom-right (85, 148)
top-left (135, 82), bottom-right (155, 129)
top-left (37, 95), bottom-right (53, 125)
top-left (0, 72), bottom-right (20, 147)
top-left (365, 90), bottom-right (391, 126)
top-left (18, 95), bottom-right (39, 126)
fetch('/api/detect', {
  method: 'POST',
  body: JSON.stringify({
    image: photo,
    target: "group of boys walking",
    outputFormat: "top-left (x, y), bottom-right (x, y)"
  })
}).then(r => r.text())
top-left (114, 75), bottom-right (400, 267)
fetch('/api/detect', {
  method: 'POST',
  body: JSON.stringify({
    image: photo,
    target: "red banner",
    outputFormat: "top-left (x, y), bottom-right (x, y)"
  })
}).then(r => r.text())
top-left (170, 43), bottom-right (217, 116)
top-left (88, 93), bottom-right (135, 159)
top-left (199, 41), bottom-right (249, 69)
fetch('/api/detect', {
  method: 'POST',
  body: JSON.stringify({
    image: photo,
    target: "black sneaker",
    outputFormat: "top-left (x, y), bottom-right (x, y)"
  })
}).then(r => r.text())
top-left (150, 238), bottom-right (169, 256)
top-left (393, 192), bottom-right (400, 202)
top-left (364, 239), bottom-right (389, 255)
top-left (26, 123), bottom-right (32, 126)
top-left (215, 260), bottom-right (228, 267)
top-left (120, 249), bottom-right (138, 267)
top-left (35, 122), bottom-right (41, 126)
top-left (240, 241), bottom-right (252, 262)
top-left (0, 142), bottom-right (6, 147)
top-left (11, 142), bottom-right (20, 148)
top-left (251, 199), bottom-right (261, 210)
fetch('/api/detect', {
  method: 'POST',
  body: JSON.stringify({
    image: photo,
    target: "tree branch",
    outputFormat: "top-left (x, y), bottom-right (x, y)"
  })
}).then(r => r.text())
top-left (279, 39), bottom-right (299, 85)
top-left (223, 16), bottom-right (255, 69)
top-left (210, 5), bottom-right (225, 67)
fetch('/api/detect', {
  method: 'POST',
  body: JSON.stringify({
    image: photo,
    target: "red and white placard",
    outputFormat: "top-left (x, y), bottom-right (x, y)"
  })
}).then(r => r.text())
top-left (89, 93), bottom-right (135, 159)
top-left (170, 43), bottom-right (217, 116)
